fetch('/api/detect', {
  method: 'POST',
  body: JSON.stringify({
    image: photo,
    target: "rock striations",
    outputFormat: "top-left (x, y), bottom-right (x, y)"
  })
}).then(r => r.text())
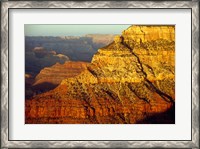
top-left (26, 25), bottom-right (175, 124)
top-left (33, 61), bottom-right (88, 88)
top-left (25, 61), bottom-right (88, 98)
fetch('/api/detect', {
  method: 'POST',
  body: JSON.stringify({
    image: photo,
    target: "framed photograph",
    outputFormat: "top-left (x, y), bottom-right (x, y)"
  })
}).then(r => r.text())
top-left (1, 0), bottom-right (199, 148)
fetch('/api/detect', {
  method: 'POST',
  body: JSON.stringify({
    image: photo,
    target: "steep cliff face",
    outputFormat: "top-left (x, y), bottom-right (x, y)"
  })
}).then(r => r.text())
top-left (25, 61), bottom-right (88, 98)
top-left (122, 26), bottom-right (175, 98)
top-left (26, 25), bottom-right (175, 124)
top-left (33, 61), bottom-right (88, 87)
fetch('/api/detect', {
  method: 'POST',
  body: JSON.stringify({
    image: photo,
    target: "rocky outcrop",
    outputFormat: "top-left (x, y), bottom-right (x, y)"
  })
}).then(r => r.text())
top-left (25, 61), bottom-right (88, 98)
top-left (26, 25), bottom-right (175, 124)
top-left (122, 26), bottom-right (175, 98)
top-left (34, 61), bottom-right (88, 86)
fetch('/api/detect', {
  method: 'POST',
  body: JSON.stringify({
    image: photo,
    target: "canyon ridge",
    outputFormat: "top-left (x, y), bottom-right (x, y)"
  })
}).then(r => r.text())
top-left (25, 25), bottom-right (175, 124)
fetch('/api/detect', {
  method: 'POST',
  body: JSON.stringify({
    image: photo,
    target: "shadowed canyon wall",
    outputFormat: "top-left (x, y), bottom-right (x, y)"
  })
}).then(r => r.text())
top-left (25, 34), bottom-right (115, 98)
top-left (25, 34), bottom-right (115, 75)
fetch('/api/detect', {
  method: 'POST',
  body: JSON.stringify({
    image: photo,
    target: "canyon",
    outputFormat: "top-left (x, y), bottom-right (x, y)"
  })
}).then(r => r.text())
top-left (25, 61), bottom-right (88, 98)
top-left (25, 25), bottom-right (175, 124)
top-left (25, 34), bottom-right (115, 72)
top-left (25, 34), bottom-right (115, 98)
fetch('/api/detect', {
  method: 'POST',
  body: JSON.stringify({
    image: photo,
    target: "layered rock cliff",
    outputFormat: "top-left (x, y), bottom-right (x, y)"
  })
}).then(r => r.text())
top-left (25, 61), bottom-right (88, 98)
top-left (26, 25), bottom-right (175, 124)
top-left (33, 61), bottom-right (88, 88)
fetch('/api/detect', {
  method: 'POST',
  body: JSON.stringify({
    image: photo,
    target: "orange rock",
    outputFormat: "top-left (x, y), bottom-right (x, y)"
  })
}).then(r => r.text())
top-left (25, 25), bottom-right (175, 124)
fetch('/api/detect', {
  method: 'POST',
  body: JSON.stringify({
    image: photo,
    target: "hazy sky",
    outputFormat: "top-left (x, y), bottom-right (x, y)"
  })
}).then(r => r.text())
top-left (24, 25), bottom-right (131, 36)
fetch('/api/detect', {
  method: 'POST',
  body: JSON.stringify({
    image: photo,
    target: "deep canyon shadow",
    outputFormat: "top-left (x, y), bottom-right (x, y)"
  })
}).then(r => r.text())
top-left (136, 104), bottom-right (175, 124)
top-left (25, 82), bottom-right (58, 99)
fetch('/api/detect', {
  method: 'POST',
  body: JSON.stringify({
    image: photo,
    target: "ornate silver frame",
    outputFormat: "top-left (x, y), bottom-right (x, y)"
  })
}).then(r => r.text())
top-left (1, 1), bottom-right (199, 148)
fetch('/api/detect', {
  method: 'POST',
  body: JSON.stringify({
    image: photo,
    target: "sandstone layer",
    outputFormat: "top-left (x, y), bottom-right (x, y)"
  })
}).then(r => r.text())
top-left (26, 61), bottom-right (88, 98)
top-left (26, 25), bottom-right (175, 124)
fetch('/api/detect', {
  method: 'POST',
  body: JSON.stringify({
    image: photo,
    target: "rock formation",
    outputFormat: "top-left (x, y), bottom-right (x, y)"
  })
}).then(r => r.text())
top-left (25, 34), bottom-right (116, 63)
top-left (25, 25), bottom-right (175, 124)
top-left (25, 48), bottom-right (70, 75)
top-left (25, 61), bottom-right (88, 98)
top-left (32, 61), bottom-right (88, 92)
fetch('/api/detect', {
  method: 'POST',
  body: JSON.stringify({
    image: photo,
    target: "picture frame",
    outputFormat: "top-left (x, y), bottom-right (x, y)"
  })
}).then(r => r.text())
top-left (1, 0), bottom-right (199, 148)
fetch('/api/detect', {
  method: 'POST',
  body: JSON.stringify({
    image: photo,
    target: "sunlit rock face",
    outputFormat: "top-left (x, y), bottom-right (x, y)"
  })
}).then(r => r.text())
top-left (26, 25), bottom-right (175, 124)
top-left (27, 61), bottom-right (89, 97)
top-left (34, 61), bottom-right (88, 86)
top-left (122, 26), bottom-right (175, 98)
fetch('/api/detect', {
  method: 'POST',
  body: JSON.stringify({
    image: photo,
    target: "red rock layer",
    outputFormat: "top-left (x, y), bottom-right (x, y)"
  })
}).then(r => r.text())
top-left (26, 82), bottom-right (174, 124)
top-left (26, 61), bottom-right (88, 98)
top-left (33, 61), bottom-right (88, 87)
top-left (25, 25), bottom-right (175, 124)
